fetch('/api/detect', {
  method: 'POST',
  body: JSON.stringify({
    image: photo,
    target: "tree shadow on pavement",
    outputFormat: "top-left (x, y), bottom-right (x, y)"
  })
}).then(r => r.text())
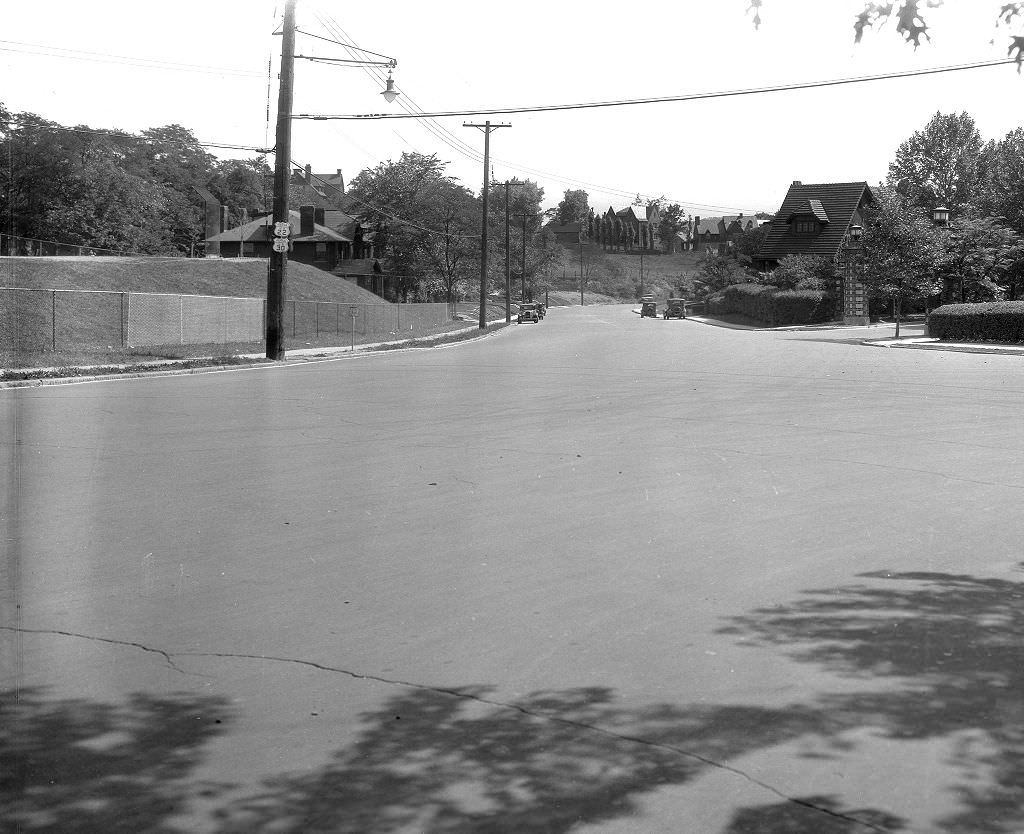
top-left (718, 570), bottom-right (1024, 833)
top-left (1, 686), bottom-right (235, 833)
top-left (722, 795), bottom-right (905, 833)
top-left (215, 685), bottom-right (904, 834)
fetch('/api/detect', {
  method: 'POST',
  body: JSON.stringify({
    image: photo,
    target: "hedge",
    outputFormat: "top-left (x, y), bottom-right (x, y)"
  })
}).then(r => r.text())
top-left (928, 301), bottom-right (1024, 343)
top-left (707, 283), bottom-right (833, 326)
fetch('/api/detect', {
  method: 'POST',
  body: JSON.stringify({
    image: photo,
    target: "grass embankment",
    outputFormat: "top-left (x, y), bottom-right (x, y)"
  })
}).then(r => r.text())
top-left (0, 256), bottom-right (458, 373)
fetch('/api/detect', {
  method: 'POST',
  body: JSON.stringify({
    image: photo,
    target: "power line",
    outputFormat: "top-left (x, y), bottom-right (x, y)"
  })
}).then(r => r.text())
top-left (295, 57), bottom-right (1019, 120)
top-left (0, 38), bottom-right (264, 77)
top-left (4, 123), bottom-right (270, 154)
top-left (303, 13), bottom-right (755, 215)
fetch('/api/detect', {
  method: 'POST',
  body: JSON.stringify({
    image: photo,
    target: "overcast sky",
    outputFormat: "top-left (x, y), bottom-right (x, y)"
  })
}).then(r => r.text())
top-left (3, 1), bottom-right (1023, 217)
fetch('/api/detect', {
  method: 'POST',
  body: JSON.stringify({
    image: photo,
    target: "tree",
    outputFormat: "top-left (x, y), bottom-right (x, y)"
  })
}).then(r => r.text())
top-left (887, 112), bottom-right (984, 215)
top-left (750, 2), bottom-right (1024, 67)
top-left (555, 189), bottom-right (589, 225)
top-left (651, 200), bottom-right (687, 253)
top-left (415, 181), bottom-right (479, 304)
top-left (857, 192), bottom-right (943, 337)
top-left (978, 128), bottom-right (1024, 235)
top-left (348, 152), bottom-right (475, 298)
top-left (934, 215), bottom-right (1023, 303)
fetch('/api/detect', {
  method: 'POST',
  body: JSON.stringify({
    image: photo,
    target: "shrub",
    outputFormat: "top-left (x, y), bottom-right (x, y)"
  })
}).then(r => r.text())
top-left (929, 301), bottom-right (1024, 342)
top-left (708, 283), bottom-right (832, 326)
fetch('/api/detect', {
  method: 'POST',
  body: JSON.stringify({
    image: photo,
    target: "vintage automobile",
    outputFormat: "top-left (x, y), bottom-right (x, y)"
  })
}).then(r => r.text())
top-left (517, 302), bottom-right (541, 324)
top-left (663, 298), bottom-right (687, 319)
top-left (640, 299), bottom-right (658, 318)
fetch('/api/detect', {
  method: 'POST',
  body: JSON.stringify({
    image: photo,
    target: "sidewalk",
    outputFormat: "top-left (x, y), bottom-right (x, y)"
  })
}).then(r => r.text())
top-left (0, 318), bottom-right (511, 388)
top-left (686, 315), bottom-right (1024, 356)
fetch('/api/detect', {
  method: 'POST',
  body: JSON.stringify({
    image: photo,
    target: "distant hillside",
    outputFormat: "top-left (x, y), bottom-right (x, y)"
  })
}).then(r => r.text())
top-left (550, 243), bottom-right (704, 300)
top-left (0, 256), bottom-right (388, 305)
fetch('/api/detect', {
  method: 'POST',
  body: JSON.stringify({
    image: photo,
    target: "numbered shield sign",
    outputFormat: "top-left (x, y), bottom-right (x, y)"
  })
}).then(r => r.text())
top-left (271, 238), bottom-right (289, 253)
top-left (273, 221), bottom-right (291, 238)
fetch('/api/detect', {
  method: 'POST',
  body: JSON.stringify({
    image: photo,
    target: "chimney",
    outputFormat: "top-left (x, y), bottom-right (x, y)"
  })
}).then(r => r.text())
top-left (792, 180), bottom-right (802, 186)
top-left (300, 205), bottom-right (315, 237)
top-left (305, 164), bottom-right (312, 184)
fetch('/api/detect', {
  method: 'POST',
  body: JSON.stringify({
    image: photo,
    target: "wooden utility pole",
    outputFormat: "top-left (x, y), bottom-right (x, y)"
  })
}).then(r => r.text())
top-left (267, 0), bottom-right (297, 360)
top-left (464, 122), bottom-right (510, 328)
top-left (504, 181), bottom-right (511, 323)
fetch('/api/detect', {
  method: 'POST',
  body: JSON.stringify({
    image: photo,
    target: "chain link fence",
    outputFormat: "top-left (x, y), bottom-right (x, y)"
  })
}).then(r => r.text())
top-left (0, 287), bottom-right (456, 353)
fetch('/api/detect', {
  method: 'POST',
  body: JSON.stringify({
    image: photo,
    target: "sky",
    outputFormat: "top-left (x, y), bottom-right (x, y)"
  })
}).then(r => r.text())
top-left (2, 1), bottom-right (1023, 218)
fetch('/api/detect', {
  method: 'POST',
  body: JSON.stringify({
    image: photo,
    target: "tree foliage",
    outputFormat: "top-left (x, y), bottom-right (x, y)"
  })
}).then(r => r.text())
top-left (751, 1), bottom-right (1024, 66)
top-left (554, 189), bottom-right (590, 225)
top-left (0, 107), bottom-right (268, 255)
top-left (857, 191), bottom-right (943, 328)
top-left (935, 214), bottom-right (1023, 303)
top-left (347, 152), bottom-right (480, 301)
top-left (887, 112), bottom-right (984, 215)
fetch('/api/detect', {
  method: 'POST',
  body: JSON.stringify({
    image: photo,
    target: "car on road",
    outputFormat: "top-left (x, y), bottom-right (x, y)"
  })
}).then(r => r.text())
top-left (517, 303), bottom-right (541, 324)
top-left (640, 300), bottom-right (658, 318)
top-left (663, 298), bottom-right (687, 319)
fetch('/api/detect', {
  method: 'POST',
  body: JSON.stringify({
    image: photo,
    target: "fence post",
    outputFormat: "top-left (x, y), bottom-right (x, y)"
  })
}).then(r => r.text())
top-left (52, 290), bottom-right (56, 350)
top-left (224, 296), bottom-right (228, 344)
top-left (315, 302), bottom-right (319, 335)
top-left (180, 296), bottom-right (184, 344)
top-left (120, 292), bottom-right (125, 347)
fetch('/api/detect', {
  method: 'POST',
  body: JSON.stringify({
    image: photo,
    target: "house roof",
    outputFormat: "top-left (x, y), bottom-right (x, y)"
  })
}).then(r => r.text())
top-left (695, 217), bottom-right (725, 236)
top-left (757, 181), bottom-right (874, 262)
top-left (205, 210), bottom-right (351, 244)
top-left (617, 206), bottom-right (648, 223)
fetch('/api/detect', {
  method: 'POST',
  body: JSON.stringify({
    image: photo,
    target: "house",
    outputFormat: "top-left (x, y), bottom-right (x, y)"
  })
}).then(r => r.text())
top-left (754, 181), bottom-right (875, 271)
top-left (692, 214), bottom-right (760, 256)
top-left (204, 208), bottom-right (352, 271)
top-left (290, 165), bottom-right (347, 210)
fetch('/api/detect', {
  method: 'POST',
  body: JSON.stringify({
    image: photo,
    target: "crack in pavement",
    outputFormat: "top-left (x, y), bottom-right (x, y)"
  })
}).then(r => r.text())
top-left (3, 626), bottom-right (893, 832)
top-left (2, 626), bottom-right (201, 677)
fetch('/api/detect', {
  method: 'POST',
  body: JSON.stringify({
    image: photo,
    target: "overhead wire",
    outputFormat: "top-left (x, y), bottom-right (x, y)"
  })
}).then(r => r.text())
top-left (295, 57), bottom-right (1019, 120)
top-left (304, 7), bottom-right (763, 213)
top-left (0, 38), bottom-right (264, 77)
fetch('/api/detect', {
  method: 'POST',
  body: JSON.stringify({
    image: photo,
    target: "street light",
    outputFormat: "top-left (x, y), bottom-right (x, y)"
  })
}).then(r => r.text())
top-left (932, 206), bottom-right (950, 226)
top-left (266, 0), bottom-right (399, 359)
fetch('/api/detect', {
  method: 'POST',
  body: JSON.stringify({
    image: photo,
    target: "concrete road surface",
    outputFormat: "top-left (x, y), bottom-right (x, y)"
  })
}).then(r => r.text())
top-left (4, 305), bottom-right (1024, 833)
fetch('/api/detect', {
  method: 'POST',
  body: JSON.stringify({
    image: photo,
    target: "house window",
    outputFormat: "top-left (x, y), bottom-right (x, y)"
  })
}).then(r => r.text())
top-left (242, 242), bottom-right (255, 256)
top-left (315, 242), bottom-right (327, 261)
top-left (793, 218), bottom-right (819, 235)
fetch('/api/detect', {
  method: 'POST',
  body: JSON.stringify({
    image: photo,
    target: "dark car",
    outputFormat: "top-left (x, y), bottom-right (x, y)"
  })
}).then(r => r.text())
top-left (640, 300), bottom-right (658, 318)
top-left (535, 303), bottom-right (546, 319)
top-left (663, 298), bottom-right (687, 319)
top-left (517, 303), bottom-right (540, 324)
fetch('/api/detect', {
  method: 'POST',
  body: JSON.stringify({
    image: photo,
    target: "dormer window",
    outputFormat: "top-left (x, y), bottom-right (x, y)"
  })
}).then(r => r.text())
top-left (787, 199), bottom-right (829, 236)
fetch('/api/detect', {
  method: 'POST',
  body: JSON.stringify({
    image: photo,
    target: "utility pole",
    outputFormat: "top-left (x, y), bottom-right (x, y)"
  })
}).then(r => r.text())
top-left (266, 0), bottom-right (297, 360)
top-left (639, 221), bottom-right (645, 300)
top-left (504, 181), bottom-right (511, 323)
top-left (464, 121), bottom-right (510, 328)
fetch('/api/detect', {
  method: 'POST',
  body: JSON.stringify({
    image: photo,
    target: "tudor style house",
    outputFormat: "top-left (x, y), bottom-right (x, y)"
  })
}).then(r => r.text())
top-left (755, 180), bottom-right (876, 323)
top-left (755, 181), bottom-right (874, 270)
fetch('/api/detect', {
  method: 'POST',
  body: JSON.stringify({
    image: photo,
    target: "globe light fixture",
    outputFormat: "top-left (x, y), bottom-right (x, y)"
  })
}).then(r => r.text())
top-left (381, 70), bottom-right (399, 103)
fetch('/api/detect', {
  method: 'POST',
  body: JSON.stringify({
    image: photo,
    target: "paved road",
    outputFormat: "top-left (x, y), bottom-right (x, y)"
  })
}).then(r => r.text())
top-left (4, 305), bottom-right (1024, 833)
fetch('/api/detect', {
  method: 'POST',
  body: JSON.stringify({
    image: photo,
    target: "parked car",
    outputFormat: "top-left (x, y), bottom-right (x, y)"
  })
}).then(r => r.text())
top-left (663, 298), bottom-right (687, 319)
top-left (640, 300), bottom-right (658, 318)
top-left (517, 303), bottom-right (540, 324)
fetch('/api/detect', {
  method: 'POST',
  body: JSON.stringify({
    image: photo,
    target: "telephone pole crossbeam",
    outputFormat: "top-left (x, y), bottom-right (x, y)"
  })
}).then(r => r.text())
top-left (464, 122), bottom-right (510, 329)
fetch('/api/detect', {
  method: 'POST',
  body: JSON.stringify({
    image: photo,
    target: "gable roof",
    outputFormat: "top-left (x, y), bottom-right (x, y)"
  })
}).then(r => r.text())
top-left (617, 206), bottom-right (648, 223)
top-left (695, 217), bottom-right (725, 236)
top-left (757, 181), bottom-right (874, 262)
top-left (205, 210), bottom-right (351, 244)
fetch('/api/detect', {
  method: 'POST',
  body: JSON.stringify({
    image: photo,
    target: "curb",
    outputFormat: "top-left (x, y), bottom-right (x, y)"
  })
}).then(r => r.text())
top-left (0, 318), bottom-right (512, 389)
